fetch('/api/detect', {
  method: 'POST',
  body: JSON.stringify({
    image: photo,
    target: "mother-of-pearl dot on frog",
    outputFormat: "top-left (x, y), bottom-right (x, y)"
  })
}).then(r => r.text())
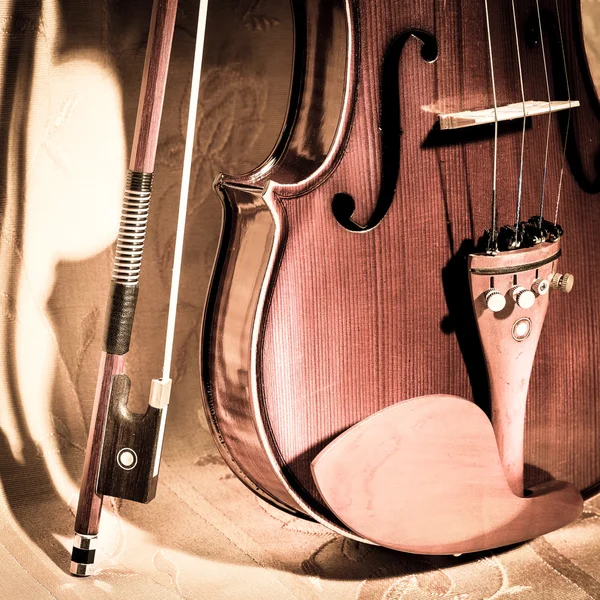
top-left (117, 448), bottom-right (138, 470)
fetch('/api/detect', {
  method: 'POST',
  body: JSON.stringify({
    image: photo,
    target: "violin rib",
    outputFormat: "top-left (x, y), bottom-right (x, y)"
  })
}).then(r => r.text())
top-left (201, 0), bottom-right (361, 533)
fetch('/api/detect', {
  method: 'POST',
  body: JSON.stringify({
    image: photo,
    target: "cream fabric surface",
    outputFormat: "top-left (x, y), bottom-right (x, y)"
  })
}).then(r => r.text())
top-left (1, 1), bottom-right (600, 598)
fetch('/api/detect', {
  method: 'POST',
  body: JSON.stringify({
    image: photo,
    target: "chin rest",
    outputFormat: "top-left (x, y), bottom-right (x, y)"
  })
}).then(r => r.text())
top-left (311, 395), bottom-right (582, 555)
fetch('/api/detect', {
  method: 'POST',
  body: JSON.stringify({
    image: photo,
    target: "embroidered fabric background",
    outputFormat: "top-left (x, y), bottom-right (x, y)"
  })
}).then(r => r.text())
top-left (0, 1), bottom-right (599, 598)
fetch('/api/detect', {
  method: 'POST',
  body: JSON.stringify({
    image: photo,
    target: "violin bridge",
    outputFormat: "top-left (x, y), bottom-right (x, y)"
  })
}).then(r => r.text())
top-left (439, 99), bottom-right (579, 130)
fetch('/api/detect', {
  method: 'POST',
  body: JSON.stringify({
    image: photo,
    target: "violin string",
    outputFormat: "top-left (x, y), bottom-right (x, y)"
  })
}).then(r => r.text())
top-left (553, 0), bottom-right (572, 225)
top-left (535, 0), bottom-right (552, 222)
top-left (511, 0), bottom-right (527, 230)
top-left (484, 0), bottom-right (499, 248)
top-left (161, 0), bottom-right (210, 381)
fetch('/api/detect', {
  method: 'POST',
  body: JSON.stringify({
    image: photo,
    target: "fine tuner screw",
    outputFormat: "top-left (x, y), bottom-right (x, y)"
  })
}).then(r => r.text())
top-left (511, 285), bottom-right (536, 309)
top-left (551, 272), bottom-right (574, 294)
top-left (531, 278), bottom-right (550, 296)
top-left (485, 288), bottom-right (506, 313)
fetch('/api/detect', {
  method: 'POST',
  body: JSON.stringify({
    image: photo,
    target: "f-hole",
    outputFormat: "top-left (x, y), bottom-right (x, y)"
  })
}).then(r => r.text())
top-left (332, 30), bottom-right (438, 232)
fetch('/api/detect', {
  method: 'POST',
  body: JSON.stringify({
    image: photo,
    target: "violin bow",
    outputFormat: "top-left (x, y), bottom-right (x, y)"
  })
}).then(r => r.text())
top-left (71, 0), bottom-right (210, 576)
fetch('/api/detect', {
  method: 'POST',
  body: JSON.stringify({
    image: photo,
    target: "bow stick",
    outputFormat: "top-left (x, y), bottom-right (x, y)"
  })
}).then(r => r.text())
top-left (71, 0), bottom-right (209, 576)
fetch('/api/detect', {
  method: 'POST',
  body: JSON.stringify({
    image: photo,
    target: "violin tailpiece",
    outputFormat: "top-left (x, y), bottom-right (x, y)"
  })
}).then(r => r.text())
top-left (468, 240), bottom-right (572, 495)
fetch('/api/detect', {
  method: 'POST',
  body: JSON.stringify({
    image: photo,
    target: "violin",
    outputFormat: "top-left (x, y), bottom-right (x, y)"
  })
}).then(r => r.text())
top-left (201, 0), bottom-right (600, 553)
top-left (72, 0), bottom-right (600, 571)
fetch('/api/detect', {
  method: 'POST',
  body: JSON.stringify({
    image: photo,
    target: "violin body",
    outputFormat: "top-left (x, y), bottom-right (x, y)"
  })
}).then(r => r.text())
top-left (201, 0), bottom-right (600, 543)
